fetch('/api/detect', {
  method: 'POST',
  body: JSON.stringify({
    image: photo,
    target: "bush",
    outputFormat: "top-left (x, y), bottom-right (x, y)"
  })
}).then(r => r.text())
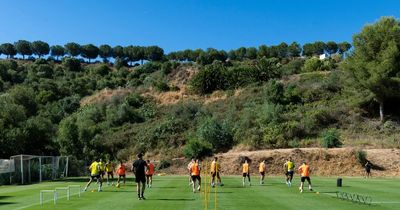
top-left (158, 159), bottom-right (171, 170)
top-left (183, 138), bottom-right (213, 159)
top-left (197, 117), bottom-right (233, 152)
top-left (301, 57), bottom-right (323, 72)
top-left (355, 149), bottom-right (367, 165)
top-left (321, 128), bottom-right (342, 148)
top-left (62, 57), bottom-right (81, 72)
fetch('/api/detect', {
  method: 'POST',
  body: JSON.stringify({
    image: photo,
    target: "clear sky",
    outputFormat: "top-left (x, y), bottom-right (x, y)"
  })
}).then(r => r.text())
top-left (0, 0), bottom-right (399, 52)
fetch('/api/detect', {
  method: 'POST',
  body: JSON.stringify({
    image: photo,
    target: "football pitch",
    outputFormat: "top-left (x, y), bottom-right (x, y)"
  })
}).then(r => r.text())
top-left (0, 176), bottom-right (399, 210)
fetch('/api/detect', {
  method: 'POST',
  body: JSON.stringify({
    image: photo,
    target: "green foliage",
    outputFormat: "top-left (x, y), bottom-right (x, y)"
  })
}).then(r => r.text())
top-left (14, 40), bottom-right (32, 59)
top-left (183, 137), bottom-right (213, 159)
top-left (81, 44), bottom-right (99, 62)
top-left (321, 128), bottom-right (342, 148)
top-left (355, 149), bottom-right (367, 165)
top-left (31, 41), bottom-right (50, 58)
top-left (62, 57), bottom-right (81, 71)
top-left (302, 57), bottom-right (323, 72)
top-left (196, 117), bottom-right (233, 152)
top-left (64, 42), bottom-right (81, 57)
top-left (158, 159), bottom-right (171, 170)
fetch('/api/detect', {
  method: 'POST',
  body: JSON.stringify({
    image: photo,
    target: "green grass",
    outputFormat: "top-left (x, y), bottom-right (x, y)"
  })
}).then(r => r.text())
top-left (0, 176), bottom-right (399, 210)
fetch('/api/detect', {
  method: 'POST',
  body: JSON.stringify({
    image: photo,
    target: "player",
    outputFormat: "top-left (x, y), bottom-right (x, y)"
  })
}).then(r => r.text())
top-left (284, 157), bottom-right (295, 187)
top-left (210, 157), bottom-right (223, 187)
top-left (187, 158), bottom-right (195, 186)
top-left (365, 161), bottom-right (372, 178)
top-left (99, 158), bottom-right (106, 179)
top-left (298, 161), bottom-right (313, 193)
top-left (84, 158), bottom-right (103, 192)
top-left (259, 160), bottom-right (266, 185)
top-left (190, 159), bottom-right (201, 193)
top-left (105, 160), bottom-right (115, 186)
top-left (116, 160), bottom-right (126, 186)
top-left (242, 159), bottom-right (251, 187)
top-left (132, 153), bottom-right (148, 200)
top-left (145, 160), bottom-right (155, 188)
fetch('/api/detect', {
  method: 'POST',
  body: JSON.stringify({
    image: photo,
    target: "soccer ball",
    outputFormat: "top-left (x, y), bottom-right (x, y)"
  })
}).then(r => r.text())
top-left (116, 183), bottom-right (120, 188)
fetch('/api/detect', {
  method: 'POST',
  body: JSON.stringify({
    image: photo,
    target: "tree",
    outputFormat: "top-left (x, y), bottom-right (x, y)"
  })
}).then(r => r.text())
top-left (235, 47), bottom-right (247, 60)
top-left (0, 43), bottom-right (17, 58)
top-left (123, 45), bottom-right (143, 65)
top-left (99, 44), bottom-right (113, 62)
top-left (50, 45), bottom-right (65, 60)
top-left (64, 42), bottom-right (81, 57)
top-left (257, 45), bottom-right (270, 58)
top-left (145, 46), bottom-right (164, 62)
top-left (313, 41), bottom-right (326, 55)
top-left (31, 41), bottom-right (50, 58)
top-left (302, 43), bottom-right (314, 56)
top-left (325, 41), bottom-right (338, 55)
top-left (277, 42), bottom-right (288, 58)
top-left (287, 42), bottom-right (301, 58)
top-left (14, 40), bottom-right (32, 59)
top-left (344, 17), bottom-right (400, 122)
top-left (112, 45), bottom-right (124, 58)
top-left (338, 41), bottom-right (352, 55)
top-left (81, 44), bottom-right (99, 63)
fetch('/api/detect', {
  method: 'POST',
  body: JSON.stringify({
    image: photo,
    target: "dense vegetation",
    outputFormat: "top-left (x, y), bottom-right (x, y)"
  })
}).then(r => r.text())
top-left (1, 17), bottom-right (400, 161)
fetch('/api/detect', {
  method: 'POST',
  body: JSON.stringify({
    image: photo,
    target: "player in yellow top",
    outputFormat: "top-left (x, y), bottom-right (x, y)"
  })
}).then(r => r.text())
top-left (84, 158), bottom-right (103, 192)
top-left (99, 158), bottom-right (106, 179)
top-left (105, 160), bottom-right (115, 186)
top-left (242, 159), bottom-right (251, 187)
top-left (259, 160), bottom-right (266, 185)
top-left (284, 157), bottom-right (295, 187)
top-left (210, 157), bottom-right (223, 187)
top-left (298, 161), bottom-right (313, 193)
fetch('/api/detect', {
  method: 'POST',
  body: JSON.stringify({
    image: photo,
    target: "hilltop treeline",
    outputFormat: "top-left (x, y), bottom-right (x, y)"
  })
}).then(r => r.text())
top-left (0, 40), bottom-right (351, 65)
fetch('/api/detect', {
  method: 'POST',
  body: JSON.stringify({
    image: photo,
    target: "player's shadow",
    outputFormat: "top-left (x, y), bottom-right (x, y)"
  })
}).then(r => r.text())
top-left (149, 198), bottom-right (195, 201)
top-left (0, 196), bottom-right (15, 206)
top-left (151, 186), bottom-right (177, 189)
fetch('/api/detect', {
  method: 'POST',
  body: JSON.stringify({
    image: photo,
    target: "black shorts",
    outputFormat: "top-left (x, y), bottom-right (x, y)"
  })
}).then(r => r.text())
top-left (118, 174), bottom-right (126, 178)
top-left (243, 173), bottom-right (250, 177)
top-left (301, 176), bottom-right (311, 182)
top-left (100, 171), bottom-right (105, 176)
top-left (191, 175), bottom-right (201, 182)
top-left (260, 171), bottom-right (265, 176)
top-left (107, 172), bottom-right (113, 175)
top-left (286, 171), bottom-right (294, 176)
top-left (90, 174), bottom-right (100, 179)
top-left (146, 174), bottom-right (153, 178)
top-left (135, 175), bottom-right (146, 183)
top-left (366, 168), bottom-right (371, 173)
top-left (211, 172), bottom-right (220, 178)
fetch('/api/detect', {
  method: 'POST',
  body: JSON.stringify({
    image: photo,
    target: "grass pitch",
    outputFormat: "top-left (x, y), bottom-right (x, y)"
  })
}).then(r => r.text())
top-left (0, 176), bottom-right (399, 210)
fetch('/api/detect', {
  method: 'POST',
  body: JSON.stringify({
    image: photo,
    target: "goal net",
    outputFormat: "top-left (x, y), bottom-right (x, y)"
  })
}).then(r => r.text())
top-left (9, 155), bottom-right (70, 185)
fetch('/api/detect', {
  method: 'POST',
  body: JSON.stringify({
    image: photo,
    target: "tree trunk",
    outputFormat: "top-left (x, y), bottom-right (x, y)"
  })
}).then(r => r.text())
top-left (379, 100), bottom-right (384, 122)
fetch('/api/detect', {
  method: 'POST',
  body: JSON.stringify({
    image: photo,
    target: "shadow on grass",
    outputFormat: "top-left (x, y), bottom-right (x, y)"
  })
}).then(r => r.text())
top-left (0, 202), bottom-right (16, 206)
top-left (148, 198), bottom-right (195, 201)
top-left (0, 196), bottom-right (13, 200)
top-left (53, 177), bottom-right (137, 183)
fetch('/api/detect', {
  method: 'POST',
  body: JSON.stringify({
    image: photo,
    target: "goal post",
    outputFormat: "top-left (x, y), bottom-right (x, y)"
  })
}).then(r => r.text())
top-left (9, 155), bottom-right (70, 185)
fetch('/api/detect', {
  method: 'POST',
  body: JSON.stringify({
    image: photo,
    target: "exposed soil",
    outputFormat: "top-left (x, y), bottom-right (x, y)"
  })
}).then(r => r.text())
top-left (160, 148), bottom-right (400, 177)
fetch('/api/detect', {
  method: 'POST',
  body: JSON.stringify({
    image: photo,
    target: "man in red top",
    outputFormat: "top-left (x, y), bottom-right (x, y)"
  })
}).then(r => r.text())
top-left (145, 160), bottom-right (155, 188)
top-left (298, 161), bottom-right (313, 193)
top-left (116, 160), bottom-right (126, 186)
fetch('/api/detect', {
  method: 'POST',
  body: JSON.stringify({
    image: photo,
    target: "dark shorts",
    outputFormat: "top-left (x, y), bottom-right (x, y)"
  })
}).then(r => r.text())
top-left (301, 176), bottom-right (311, 182)
top-left (100, 171), bottom-right (105, 176)
top-left (260, 171), bottom-right (265, 176)
top-left (211, 172), bottom-right (220, 178)
top-left (191, 175), bottom-right (201, 182)
top-left (118, 174), bottom-right (126, 178)
top-left (107, 172), bottom-right (113, 175)
top-left (135, 175), bottom-right (146, 183)
top-left (286, 171), bottom-right (294, 177)
top-left (90, 174), bottom-right (100, 179)
top-left (146, 174), bottom-right (153, 178)
top-left (366, 168), bottom-right (371, 173)
top-left (243, 173), bottom-right (250, 177)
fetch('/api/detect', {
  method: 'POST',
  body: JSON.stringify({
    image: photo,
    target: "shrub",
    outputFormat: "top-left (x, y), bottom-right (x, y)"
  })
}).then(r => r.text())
top-left (355, 149), bottom-right (367, 165)
top-left (197, 117), bottom-right (233, 152)
top-left (158, 159), bottom-right (171, 170)
top-left (301, 57), bottom-right (323, 72)
top-left (183, 138), bottom-right (213, 159)
top-left (62, 57), bottom-right (81, 72)
top-left (321, 128), bottom-right (342, 148)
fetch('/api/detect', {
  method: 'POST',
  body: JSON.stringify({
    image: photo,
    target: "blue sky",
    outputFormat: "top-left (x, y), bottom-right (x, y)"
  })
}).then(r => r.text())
top-left (0, 0), bottom-right (399, 52)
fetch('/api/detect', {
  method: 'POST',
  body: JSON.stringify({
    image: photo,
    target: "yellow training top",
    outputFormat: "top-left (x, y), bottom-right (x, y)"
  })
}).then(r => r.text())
top-left (242, 163), bottom-right (249, 173)
top-left (210, 161), bottom-right (220, 173)
top-left (99, 162), bottom-right (105, 171)
top-left (286, 161), bottom-right (294, 171)
top-left (90, 161), bottom-right (99, 175)
top-left (105, 163), bottom-right (113, 172)
top-left (259, 162), bottom-right (266, 172)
